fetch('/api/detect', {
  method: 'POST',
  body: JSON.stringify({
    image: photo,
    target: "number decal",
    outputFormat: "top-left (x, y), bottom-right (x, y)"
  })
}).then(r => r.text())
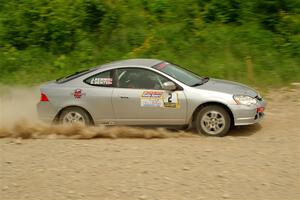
top-left (164, 92), bottom-right (179, 108)
top-left (168, 93), bottom-right (172, 103)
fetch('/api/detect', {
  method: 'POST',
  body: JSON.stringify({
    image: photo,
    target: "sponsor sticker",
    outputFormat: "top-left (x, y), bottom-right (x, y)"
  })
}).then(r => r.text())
top-left (72, 89), bottom-right (86, 99)
top-left (90, 78), bottom-right (113, 85)
top-left (141, 99), bottom-right (163, 107)
top-left (140, 91), bottom-right (180, 108)
top-left (155, 62), bottom-right (168, 70)
top-left (141, 91), bottom-right (163, 98)
top-left (140, 91), bottom-right (163, 107)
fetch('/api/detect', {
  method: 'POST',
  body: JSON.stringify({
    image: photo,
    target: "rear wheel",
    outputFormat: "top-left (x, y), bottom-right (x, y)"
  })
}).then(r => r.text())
top-left (59, 107), bottom-right (92, 126)
top-left (195, 105), bottom-right (231, 137)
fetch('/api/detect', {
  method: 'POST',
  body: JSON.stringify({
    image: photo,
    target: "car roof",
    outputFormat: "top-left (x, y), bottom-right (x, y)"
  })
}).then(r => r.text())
top-left (55, 59), bottom-right (164, 84)
top-left (98, 58), bottom-right (163, 70)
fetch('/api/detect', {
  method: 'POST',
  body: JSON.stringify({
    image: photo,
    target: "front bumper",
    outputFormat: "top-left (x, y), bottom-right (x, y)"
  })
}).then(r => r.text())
top-left (230, 99), bottom-right (267, 126)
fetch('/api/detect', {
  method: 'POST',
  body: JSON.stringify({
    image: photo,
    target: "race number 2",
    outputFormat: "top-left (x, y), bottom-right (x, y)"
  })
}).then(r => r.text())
top-left (163, 92), bottom-right (179, 108)
top-left (168, 93), bottom-right (172, 103)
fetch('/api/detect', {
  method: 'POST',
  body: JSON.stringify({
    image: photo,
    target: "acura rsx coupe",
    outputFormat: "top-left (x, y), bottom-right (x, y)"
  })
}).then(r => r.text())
top-left (37, 59), bottom-right (266, 136)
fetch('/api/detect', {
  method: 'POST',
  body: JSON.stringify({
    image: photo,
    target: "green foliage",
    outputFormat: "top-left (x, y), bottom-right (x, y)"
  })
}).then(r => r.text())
top-left (0, 0), bottom-right (299, 87)
top-left (1, 0), bottom-right (107, 53)
top-left (199, 0), bottom-right (241, 23)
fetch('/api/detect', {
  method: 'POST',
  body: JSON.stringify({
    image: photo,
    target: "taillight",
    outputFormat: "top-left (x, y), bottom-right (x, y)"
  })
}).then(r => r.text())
top-left (40, 93), bottom-right (49, 102)
top-left (257, 107), bottom-right (265, 113)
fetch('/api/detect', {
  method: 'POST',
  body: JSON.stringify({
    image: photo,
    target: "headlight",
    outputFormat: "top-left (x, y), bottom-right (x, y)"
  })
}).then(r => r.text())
top-left (233, 95), bottom-right (257, 106)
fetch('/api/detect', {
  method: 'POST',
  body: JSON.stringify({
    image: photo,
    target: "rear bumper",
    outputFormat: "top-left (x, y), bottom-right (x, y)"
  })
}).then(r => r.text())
top-left (36, 102), bottom-right (57, 123)
top-left (230, 100), bottom-right (267, 126)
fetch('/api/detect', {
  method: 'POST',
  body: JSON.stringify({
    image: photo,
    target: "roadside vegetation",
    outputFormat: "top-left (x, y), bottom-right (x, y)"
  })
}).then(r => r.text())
top-left (0, 0), bottom-right (299, 87)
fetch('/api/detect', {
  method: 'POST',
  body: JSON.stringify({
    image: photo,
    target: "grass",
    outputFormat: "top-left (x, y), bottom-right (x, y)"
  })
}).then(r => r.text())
top-left (0, 1), bottom-right (299, 88)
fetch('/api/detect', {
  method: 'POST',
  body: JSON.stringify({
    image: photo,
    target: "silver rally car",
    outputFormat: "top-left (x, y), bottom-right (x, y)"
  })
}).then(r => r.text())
top-left (37, 59), bottom-right (266, 136)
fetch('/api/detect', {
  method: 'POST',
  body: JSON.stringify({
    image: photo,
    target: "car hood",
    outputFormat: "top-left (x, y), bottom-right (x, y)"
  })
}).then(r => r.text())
top-left (196, 78), bottom-right (257, 97)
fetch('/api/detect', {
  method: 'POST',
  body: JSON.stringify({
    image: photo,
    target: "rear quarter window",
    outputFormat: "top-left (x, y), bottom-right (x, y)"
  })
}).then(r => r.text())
top-left (84, 70), bottom-right (114, 87)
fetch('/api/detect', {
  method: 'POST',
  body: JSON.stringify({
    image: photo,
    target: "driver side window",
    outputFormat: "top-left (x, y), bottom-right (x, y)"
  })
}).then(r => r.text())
top-left (116, 68), bottom-right (169, 89)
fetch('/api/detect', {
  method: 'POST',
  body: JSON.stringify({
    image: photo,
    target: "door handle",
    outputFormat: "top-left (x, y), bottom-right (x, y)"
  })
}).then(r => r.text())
top-left (120, 96), bottom-right (129, 99)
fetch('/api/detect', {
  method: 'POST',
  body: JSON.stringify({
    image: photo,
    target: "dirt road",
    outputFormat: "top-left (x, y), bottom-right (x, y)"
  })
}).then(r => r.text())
top-left (0, 86), bottom-right (299, 200)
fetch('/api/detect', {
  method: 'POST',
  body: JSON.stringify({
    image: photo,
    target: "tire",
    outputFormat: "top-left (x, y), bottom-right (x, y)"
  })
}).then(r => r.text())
top-left (59, 107), bottom-right (92, 126)
top-left (195, 105), bottom-right (231, 137)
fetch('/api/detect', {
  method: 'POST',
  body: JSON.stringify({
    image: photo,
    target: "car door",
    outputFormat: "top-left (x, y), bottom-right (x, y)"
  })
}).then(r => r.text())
top-left (112, 67), bottom-right (187, 125)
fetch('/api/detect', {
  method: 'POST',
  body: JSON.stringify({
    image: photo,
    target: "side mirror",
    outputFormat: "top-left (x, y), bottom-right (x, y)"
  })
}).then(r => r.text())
top-left (162, 81), bottom-right (176, 91)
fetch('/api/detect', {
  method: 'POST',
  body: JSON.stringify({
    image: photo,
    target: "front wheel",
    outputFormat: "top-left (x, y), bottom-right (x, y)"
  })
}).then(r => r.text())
top-left (195, 105), bottom-right (231, 137)
top-left (59, 107), bottom-right (92, 126)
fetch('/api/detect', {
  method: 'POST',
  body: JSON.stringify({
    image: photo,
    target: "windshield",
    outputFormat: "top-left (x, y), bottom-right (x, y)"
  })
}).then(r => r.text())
top-left (152, 62), bottom-right (204, 86)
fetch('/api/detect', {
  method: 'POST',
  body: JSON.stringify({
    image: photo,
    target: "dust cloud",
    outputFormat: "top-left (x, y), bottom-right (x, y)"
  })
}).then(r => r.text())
top-left (0, 85), bottom-right (39, 126)
top-left (0, 86), bottom-right (194, 139)
top-left (0, 120), bottom-right (193, 139)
